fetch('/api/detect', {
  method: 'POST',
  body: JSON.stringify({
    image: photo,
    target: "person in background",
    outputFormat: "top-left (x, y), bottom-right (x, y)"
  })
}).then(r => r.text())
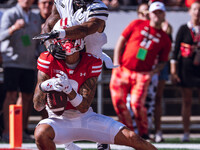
top-left (37, 0), bottom-right (54, 119)
top-left (0, 0), bottom-right (41, 142)
top-left (154, 19), bottom-right (173, 143)
top-left (170, 1), bottom-right (200, 142)
top-left (137, 3), bottom-right (150, 20)
top-left (16, 0), bottom-right (54, 124)
top-left (110, 1), bottom-right (171, 140)
top-left (0, 11), bottom-right (6, 139)
top-left (102, 0), bottom-right (120, 9)
top-left (38, 0), bottom-right (54, 28)
top-left (125, 2), bottom-right (150, 136)
top-left (136, 2), bottom-right (173, 143)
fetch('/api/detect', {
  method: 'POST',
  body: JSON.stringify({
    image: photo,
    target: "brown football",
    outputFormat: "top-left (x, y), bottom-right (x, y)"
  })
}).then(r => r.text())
top-left (46, 91), bottom-right (68, 116)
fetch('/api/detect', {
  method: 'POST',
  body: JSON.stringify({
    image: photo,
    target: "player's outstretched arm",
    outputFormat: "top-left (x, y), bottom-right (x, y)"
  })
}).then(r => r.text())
top-left (62, 18), bottom-right (105, 40)
top-left (33, 70), bottom-right (49, 112)
top-left (41, 5), bottom-right (60, 48)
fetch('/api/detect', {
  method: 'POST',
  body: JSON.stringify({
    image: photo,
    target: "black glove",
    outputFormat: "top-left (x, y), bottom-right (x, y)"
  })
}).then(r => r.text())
top-left (47, 44), bottom-right (66, 60)
top-left (48, 30), bottom-right (60, 39)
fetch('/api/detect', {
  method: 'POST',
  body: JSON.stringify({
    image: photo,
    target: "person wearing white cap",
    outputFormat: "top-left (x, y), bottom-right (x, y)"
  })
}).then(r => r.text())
top-left (149, 1), bottom-right (166, 12)
top-left (110, 1), bottom-right (171, 141)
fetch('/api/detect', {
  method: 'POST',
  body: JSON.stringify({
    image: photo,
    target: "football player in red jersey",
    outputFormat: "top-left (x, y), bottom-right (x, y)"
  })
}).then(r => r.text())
top-left (33, 19), bottom-right (158, 150)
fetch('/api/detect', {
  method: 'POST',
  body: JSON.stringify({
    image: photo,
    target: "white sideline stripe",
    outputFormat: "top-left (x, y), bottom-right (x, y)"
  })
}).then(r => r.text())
top-left (1, 143), bottom-right (200, 149)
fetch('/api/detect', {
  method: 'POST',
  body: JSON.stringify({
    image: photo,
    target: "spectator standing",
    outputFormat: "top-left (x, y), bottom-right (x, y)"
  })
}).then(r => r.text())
top-left (16, 0), bottom-right (54, 122)
top-left (38, 0), bottom-right (54, 27)
top-left (154, 20), bottom-right (173, 143)
top-left (0, 11), bottom-right (6, 138)
top-left (37, 0), bottom-right (54, 119)
top-left (102, 0), bottom-right (120, 9)
top-left (170, 1), bottom-right (200, 142)
top-left (126, 2), bottom-right (150, 135)
top-left (110, 1), bottom-right (171, 140)
top-left (137, 3), bottom-right (149, 20)
top-left (0, 0), bottom-right (41, 142)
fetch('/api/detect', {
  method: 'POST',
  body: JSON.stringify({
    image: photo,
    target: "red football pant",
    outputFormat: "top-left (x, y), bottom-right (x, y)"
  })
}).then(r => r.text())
top-left (110, 67), bottom-right (151, 136)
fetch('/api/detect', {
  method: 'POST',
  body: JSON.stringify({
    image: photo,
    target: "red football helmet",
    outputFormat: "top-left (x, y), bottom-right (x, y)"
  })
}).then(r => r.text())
top-left (52, 18), bottom-right (84, 55)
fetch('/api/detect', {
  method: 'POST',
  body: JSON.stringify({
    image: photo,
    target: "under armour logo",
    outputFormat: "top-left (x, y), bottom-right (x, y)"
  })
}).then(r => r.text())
top-left (80, 72), bottom-right (86, 76)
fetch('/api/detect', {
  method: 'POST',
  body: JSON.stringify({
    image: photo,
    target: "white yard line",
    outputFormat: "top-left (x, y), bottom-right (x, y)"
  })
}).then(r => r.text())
top-left (1, 143), bottom-right (200, 150)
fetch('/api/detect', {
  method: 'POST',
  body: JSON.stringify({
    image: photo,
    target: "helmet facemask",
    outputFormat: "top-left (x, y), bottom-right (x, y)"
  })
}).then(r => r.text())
top-left (52, 18), bottom-right (84, 56)
top-left (54, 38), bottom-right (84, 56)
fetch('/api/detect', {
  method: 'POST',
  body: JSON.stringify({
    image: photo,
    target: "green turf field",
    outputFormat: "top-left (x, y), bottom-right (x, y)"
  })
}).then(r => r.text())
top-left (1, 137), bottom-right (200, 150)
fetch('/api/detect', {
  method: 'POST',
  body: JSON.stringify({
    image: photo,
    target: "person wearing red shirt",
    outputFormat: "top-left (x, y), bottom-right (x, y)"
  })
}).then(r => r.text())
top-left (110, 1), bottom-right (171, 140)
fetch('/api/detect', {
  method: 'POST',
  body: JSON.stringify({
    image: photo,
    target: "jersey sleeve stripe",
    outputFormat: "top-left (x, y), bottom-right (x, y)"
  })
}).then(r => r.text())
top-left (92, 64), bottom-right (103, 69)
top-left (92, 69), bottom-right (102, 73)
top-left (88, 13), bottom-right (108, 18)
top-left (38, 58), bottom-right (50, 64)
top-left (90, 7), bottom-right (108, 11)
top-left (37, 62), bottom-right (49, 69)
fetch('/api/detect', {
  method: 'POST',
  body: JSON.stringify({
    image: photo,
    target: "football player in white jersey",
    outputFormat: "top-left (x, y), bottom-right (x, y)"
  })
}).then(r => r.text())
top-left (33, 19), bottom-right (158, 150)
top-left (40, 0), bottom-right (116, 69)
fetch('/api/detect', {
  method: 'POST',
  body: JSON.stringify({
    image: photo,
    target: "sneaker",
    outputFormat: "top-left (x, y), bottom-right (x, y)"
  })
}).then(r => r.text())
top-left (65, 142), bottom-right (81, 150)
top-left (141, 134), bottom-right (154, 142)
top-left (154, 131), bottom-right (164, 143)
top-left (182, 132), bottom-right (190, 142)
top-left (97, 143), bottom-right (110, 150)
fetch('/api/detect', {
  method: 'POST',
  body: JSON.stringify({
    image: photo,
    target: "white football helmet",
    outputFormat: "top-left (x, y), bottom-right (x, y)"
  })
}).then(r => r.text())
top-left (52, 17), bottom-right (84, 55)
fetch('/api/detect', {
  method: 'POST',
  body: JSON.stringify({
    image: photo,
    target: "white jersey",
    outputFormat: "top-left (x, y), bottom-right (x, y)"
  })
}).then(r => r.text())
top-left (54, 0), bottom-right (108, 58)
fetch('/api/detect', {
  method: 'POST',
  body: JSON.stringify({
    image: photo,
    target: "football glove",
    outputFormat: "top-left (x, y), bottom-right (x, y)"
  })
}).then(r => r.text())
top-left (49, 29), bottom-right (66, 39)
top-left (39, 77), bottom-right (63, 92)
top-left (47, 43), bottom-right (66, 60)
top-left (56, 71), bottom-right (72, 94)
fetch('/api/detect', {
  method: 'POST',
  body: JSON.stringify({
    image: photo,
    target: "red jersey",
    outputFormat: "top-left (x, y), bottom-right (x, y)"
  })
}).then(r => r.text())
top-left (37, 52), bottom-right (102, 110)
top-left (121, 20), bottom-right (171, 72)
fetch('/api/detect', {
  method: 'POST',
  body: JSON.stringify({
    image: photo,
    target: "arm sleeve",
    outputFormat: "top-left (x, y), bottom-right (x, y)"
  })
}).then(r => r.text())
top-left (87, 2), bottom-right (109, 21)
top-left (37, 52), bottom-right (52, 76)
top-left (121, 20), bottom-right (136, 41)
top-left (0, 11), bottom-right (13, 41)
top-left (88, 56), bottom-right (103, 78)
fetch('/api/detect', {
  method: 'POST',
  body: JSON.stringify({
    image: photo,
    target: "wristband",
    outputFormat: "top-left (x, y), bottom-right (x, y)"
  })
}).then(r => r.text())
top-left (70, 93), bottom-right (83, 107)
top-left (39, 83), bottom-right (48, 93)
top-left (57, 28), bottom-right (66, 39)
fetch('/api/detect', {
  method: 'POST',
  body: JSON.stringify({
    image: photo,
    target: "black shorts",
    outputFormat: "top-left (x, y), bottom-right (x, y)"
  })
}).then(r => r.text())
top-left (4, 67), bottom-right (36, 93)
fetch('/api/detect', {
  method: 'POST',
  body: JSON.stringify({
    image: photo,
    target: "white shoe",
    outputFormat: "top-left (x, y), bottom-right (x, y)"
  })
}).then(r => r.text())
top-left (155, 131), bottom-right (164, 143)
top-left (182, 132), bottom-right (190, 142)
top-left (64, 142), bottom-right (81, 150)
